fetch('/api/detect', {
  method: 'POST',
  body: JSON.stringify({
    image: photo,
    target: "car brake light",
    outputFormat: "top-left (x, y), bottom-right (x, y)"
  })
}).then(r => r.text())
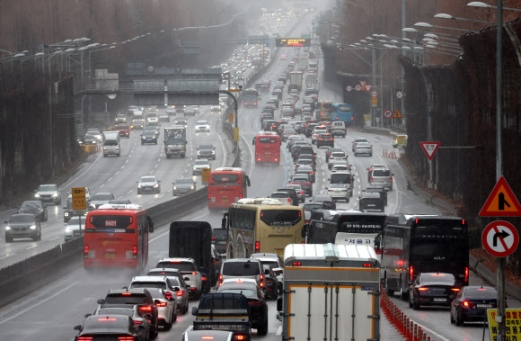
top-left (259, 274), bottom-right (264, 287)
top-left (156, 301), bottom-right (167, 307)
top-left (370, 175), bottom-right (374, 183)
top-left (139, 305), bottom-right (152, 313)
top-left (451, 288), bottom-right (461, 292)
top-left (133, 245), bottom-right (137, 256)
top-left (192, 272), bottom-right (197, 275)
top-left (118, 337), bottom-right (134, 341)
top-left (77, 337), bottom-right (93, 341)
top-left (409, 266), bottom-right (414, 281)
top-left (176, 290), bottom-right (184, 296)
top-left (84, 245), bottom-right (89, 257)
top-left (464, 267), bottom-right (469, 284)
top-left (218, 274), bottom-right (223, 286)
top-left (462, 300), bottom-right (473, 308)
top-left (202, 276), bottom-right (207, 281)
top-left (418, 287), bottom-right (428, 291)
top-left (235, 335), bottom-right (246, 341)
top-left (293, 261), bottom-right (302, 266)
top-left (134, 320), bottom-right (142, 325)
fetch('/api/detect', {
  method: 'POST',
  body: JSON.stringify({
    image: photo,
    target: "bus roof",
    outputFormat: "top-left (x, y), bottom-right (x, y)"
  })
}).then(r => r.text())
top-left (385, 213), bottom-right (463, 226)
top-left (97, 204), bottom-right (144, 211)
top-left (213, 167), bottom-right (243, 173)
top-left (256, 131), bottom-right (279, 136)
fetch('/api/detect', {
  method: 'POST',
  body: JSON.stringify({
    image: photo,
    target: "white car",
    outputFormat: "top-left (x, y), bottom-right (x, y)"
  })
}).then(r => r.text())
top-left (210, 106), bottom-right (221, 114)
top-left (146, 113), bottom-right (159, 124)
top-left (166, 105), bottom-right (176, 116)
top-left (311, 128), bottom-right (328, 144)
top-left (326, 183), bottom-right (350, 202)
top-left (192, 159), bottom-right (211, 175)
top-left (137, 175), bottom-right (161, 194)
top-left (195, 120), bottom-right (210, 133)
top-left (156, 258), bottom-right (204, 298)
top-left (64, 215), bottom-right (86, 242)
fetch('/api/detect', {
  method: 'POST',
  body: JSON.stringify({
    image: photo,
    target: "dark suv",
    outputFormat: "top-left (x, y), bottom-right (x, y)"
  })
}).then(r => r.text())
top-left (275, 188), bottom-right (299, 206)
top-left (359, 191), bottom-right (385, 212)
top-left (97, 288), bottom-right (159, 340)
top-left (212, 228), bottom-right (228, 255)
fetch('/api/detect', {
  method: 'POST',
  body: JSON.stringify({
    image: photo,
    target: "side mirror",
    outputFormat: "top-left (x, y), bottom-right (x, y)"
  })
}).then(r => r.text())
top-left (84, 313), bottom-right (92, 318)
top-left (158, 180), bottom-right (161, 182)
top-left (192, 307), bottom-right (199, 316)
top-left (147, 216), bottom-right (154, 233)
top-left (277, 297), bottom-right (283, 311)
top-left (183, 277), bottom-right (190, 281)
top-left (74, 325), bottom-right (82, 332)
top-left (174, 287), bottom-right (180, 292)
top-left (97, 299), bottom-right (106, 305)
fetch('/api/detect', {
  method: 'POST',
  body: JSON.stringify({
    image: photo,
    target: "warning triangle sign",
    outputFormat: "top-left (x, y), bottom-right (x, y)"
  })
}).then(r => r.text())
top-left (392, 109), bottom-right (403, 118)
top-left (479, 176), bottom-right (521, 217)
top-left (419, 141), bottom-right (440, 161)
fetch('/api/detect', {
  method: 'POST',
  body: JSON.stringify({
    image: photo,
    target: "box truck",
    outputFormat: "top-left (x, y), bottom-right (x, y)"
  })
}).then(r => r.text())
top-left (278, 243), bottom-right (380, 341)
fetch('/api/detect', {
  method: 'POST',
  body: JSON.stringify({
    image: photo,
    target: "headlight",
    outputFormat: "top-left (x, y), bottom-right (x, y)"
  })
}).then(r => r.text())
top-left (141, 136), bottom-right (145, 139)
top-left (35, 193), bottom-right (40, 198)
top-left (52, 192), bottom-right (59, 197)
top-left (138, 185), bottom-right (142, 188)
top-left (153, 184), bottom-right (159, 188)
top-left (64, 212), bottom-right (69, 217)
top-left (190, 186), bottom-right (194, 190)
top-left (65, 227), bottom-right (71, 233)
top-left (173, 186), bottom-right (177, 190)
top-left (30, 225), bottom-right (36, 230)
top-left (211, 151), bottom-right (215, 155)
top-left (5, 226), bottom-right (11, 231)
top-left (197, 151), bottom-right (201, 155)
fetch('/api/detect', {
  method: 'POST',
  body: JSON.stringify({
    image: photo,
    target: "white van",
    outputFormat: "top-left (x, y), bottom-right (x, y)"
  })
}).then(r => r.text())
top-left (307, 61), bottom-right (318, 72)
top-left (102, 131), bottom-right (120, 157)
top-left (331, 121), bottom-right (346, 137)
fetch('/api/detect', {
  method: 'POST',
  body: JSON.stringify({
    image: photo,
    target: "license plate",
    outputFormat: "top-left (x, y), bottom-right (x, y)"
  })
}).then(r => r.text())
top-left (367, 204), bottom-right (375, 207)
top-left (105, 253), bottom-right (115, 259)
top-left (477, 304), bottom-right (492, 308)
top-left (433, 298), bottom-right (446, 302)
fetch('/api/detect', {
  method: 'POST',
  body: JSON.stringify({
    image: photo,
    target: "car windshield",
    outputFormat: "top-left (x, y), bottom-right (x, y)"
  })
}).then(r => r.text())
top-left (199, 145), bottom-right (214, 150)
top-left (142, 131), bottom-right (156, 136)
top-left (219, 289), bottom-right (256, 299)
top-left (157, 261), bottom-right (195, 271)
top-left (303, 203), bottom-right (323, 211)
top-left (68, 216), bottom-right (86, 225)
top-left (465, 287), bottom-right (497, 298)
top-left (175, 179), bottom-right (193, 185)
top-left (271, 192), bottom-right (289, 198)
top-left (130, 282), bottom-right (166, 289)
top-left (105, 295), bottom-right (147, 305)
top-left (104, 140), bottom-right (118, 146)
top-left (373, 169), bottom-right (390, 176)
top-left (140, 177), bottom-right (156, 183)
top-left (97, 308), bottom-right (133, 317)
top-left (195, 160), bottom-right (208, 166)
top-left (20, 201), bottom-right (42, 210)
top-left (92, 193), bottom-right (113, 200)
top-left (38, 185), bottom-right (57, 191)
top-left (196, 121), bottom-right (208, 125)
top-left (9, 215), bottom-right (35, 223)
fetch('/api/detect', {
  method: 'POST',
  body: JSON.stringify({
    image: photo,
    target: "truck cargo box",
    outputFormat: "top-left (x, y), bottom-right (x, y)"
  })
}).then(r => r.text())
top-left (280, 243), bottom-right (380, 341)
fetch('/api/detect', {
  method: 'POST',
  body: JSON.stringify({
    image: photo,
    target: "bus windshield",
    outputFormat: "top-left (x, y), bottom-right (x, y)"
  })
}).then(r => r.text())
top-left (89, 215), bottom-right (133, 230)
top-left (260, 210), bottom-right (302, 226)
top-left (211, 173), bottom-right (240, 184)
top-left (258, 137), bottom-right (279, 144)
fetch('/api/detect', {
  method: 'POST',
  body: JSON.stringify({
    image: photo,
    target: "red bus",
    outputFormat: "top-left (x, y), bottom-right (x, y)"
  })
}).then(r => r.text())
top-left (208, 167), bottom-right (251, 210)
top-left (254, 131), bottom-right (281, 163)
top-left (83, 204), bottom-right (154, 270)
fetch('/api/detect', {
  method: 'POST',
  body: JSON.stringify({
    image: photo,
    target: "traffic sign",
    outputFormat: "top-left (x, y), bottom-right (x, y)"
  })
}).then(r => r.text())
top-left (419, 141), bottom-right (441, 161)
top-left (479, 176), bottom-right (521, 217)
top-left (371, 96), bottom-right (378, 107)
top-left (365, 84), bottom-right (372, 91)
top-left (371, 91), bottom-right (378, 97)
top-left (392, 109), bottom-right (403, 118)
top-left (71, 187), bottom-right (86, 211)
top-left (228, 113), bottom-right (234, 123)
top-left (481, 220), bottom-right (519, 257)
top-left (384, 110), bottom-right (392, 118)
top-left (396, 91), bottom-right (404, 99)
top-left (201, 168), bottom-right (211, 184)
top-left (360, 81), bottom-right (366, 87)
top-left (355, 84), bottom-right (362, 91)
top-left (346, 85), bottom-right (352, 92)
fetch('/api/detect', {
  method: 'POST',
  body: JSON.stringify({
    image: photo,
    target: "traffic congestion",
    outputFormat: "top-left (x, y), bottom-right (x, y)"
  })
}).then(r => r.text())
top-left (0, 2), bottom-right (516, 341)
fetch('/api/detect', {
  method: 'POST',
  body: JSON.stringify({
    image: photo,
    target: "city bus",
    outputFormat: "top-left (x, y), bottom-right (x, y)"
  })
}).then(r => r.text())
top-left (243, 88), bottom-right (260, 108)
top-left (83, 204), bottom-right (154, 270)
top-left (221, 198), bottom-right (306, 259)
top-left (304, 212), bottom-right (386, 259)
top-left (331, 103), bottom-right (354, 126)
top-left (207, 167), bottom-right (251, 210)
top-left (381, 214), bottom-right (469, 299)
top-left (316, 100), bottom-right (333, 120)
top-left (253, 131), bottom-right (281, 163)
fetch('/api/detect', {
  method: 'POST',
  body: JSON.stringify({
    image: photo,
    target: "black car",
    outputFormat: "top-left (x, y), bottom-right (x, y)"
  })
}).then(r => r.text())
top-left (4, 213), bottom-right (42, 242)
top-left (450, 286), bottom-right (498, 326)
top-left (310, 195), bottom-right (336, 210)
top-left (409, 272), bottom-right (461, 310)
top-left (304, 123), bottom-right (319, 137)
top-left (217, 281), bottom-right (269, 335)
top-left (276, 188), bottom-right (299, 206)
top-left (359, 191), bottom-right (385, 212)
top-left (141, 130), bottom-right (158, 145)
top-left (18, 200), bottom-right (47, 222)
top-left (73, 315), bottom-right (144, 341)
top-left (364, 186), bottom-right (388, 206)
top-left (262, 264), bottom-right (280, 299)
top-left (212, 228), bottom-right (228, 255)
top-left (316, 133), bottom-right (334, 148)
top-left (197, 144), bottom-right (216, 160)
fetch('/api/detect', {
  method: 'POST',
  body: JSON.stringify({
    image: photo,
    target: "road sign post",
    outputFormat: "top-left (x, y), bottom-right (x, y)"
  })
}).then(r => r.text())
top-left (482, 220), bottom-right (519, 258)
top-left (419, 141), bottom-right (441, 161)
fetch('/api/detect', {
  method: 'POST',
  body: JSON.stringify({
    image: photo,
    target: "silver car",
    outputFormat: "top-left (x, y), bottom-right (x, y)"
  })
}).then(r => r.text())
top-left (64, 215), bottom-right (86, 242)
top-left (35, 183), bottom-right (61, 205)
top-left (146, 268), bottom-right (190, 314)
top-left (369, 167), bottom-right (394, 191)
top-left (192, 159), bottom-right (211, 175)
top-left (137, 176), bottom-right (161, 194)
top-left (4, 213), bottom-right (41, 242)
top-left (353, 141), bottom-right (373, 156)
top-left (172, 178), bottom-right (196, 196)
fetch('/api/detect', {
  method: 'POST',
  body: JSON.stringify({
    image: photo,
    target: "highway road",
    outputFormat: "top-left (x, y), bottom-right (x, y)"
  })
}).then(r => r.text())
top-left (0, 3), bottom-right (514, 341)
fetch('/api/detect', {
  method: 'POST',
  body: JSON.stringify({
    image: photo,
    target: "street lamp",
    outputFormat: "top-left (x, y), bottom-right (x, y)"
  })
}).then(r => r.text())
top-left (434, 13), bottom-right (494, 24)
top-left (468, 1), bottom-right (521, 12)
top-left (414, 22), bottom-right (469, 32)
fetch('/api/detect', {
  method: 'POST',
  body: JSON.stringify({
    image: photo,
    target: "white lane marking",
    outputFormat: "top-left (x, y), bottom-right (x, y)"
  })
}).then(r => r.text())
top-left (26, 245), bottom-right (38, 250)
top-left (0, 254), bottom-right (9, 260)
top-left (216, 132), bottom-right (227, 167)
top-left (50, 236), bottom-right (60, 241)
top-left (107, 178), bottom-right (113, 182)
top-left (276, 326), bottom-right (282, 335)
top-left (0, 281), bottom-right (80, 323)
top-left (115, 171), bottom-right (119, 176)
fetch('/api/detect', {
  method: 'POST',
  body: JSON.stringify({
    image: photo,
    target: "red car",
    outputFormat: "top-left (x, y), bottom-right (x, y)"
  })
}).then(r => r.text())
top-left (115, 124), bottom-right (130, 137)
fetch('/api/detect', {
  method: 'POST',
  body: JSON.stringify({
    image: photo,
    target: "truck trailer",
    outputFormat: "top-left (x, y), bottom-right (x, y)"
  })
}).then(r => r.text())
top-left (278, 243), bottom-right (380, 341)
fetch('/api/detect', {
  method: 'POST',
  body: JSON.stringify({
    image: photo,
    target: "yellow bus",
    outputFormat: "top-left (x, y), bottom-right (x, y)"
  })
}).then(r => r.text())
top-left (221, 198), bottom-right (305, 259)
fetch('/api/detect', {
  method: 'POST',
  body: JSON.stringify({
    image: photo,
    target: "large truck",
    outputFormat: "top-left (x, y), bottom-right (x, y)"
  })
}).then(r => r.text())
top-left (298, 55), bottom-right (308, 71)
top-left (164, 125), bottom-right (187, 158)
top-left (169, 221), bottom-right (216, 291)
top-left (278, 243), bottom-right (381, 341)
top-left (288, 71), bottom-right (303, 92)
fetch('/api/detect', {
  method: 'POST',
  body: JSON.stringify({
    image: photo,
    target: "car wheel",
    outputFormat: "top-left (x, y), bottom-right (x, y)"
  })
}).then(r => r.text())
top-left (5, 234), bottom-right (12, 243)
top-left (412, 298), bottom-right (420, 310)
top-left (141, 142), bottom-right (144, 145)
top-left (150, 327), bottom-right (158, 340)
top-left (450, 310), bottom-right (455, 324)
top-left (137, 190), bottom-right (141, 195)
top-left (257, 317), bottom-right (268, 336)
top-left (455, 310), bottom-right (464, 326)
top-left (164, 319), bottom-right (173, 331)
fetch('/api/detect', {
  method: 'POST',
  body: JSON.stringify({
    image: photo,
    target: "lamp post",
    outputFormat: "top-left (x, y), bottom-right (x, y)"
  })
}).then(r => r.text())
top-left (434, 13), bottom-right (494, 24)
top-left (468, 1), bottom-right (521, 12)
top-left (414, 22), bottom-right (469, 33)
